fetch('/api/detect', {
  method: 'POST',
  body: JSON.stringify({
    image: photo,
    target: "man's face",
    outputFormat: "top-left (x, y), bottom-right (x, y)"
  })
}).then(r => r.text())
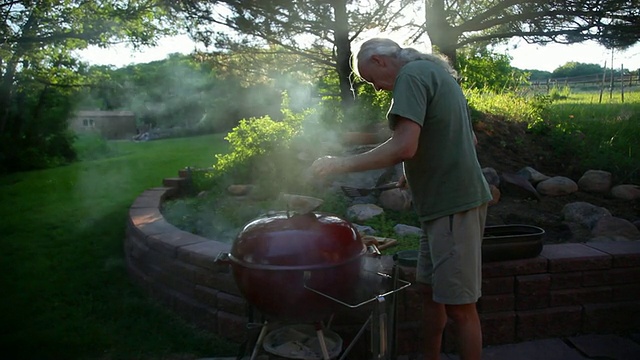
top-left (358, 55), bottom-right (396, 91)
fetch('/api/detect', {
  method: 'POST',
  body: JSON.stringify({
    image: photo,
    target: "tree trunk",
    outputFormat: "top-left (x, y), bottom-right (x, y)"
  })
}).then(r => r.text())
top-left (0, 8), bottom-right (39, 134)
top-left (424, 0), bottom-right (460, 67)
top-left (0, 56), bottom-right (22, 134)
top-left (331, 0), bottom-right (355, 110)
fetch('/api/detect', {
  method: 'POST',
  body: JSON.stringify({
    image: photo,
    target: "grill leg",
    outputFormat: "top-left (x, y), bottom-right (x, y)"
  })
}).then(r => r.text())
top-left (371, 296), bottom-right (388, 359)
top-left (249, 321), bottom-right (268, 360)
top-left (315, 323), bottom-right (331, 360)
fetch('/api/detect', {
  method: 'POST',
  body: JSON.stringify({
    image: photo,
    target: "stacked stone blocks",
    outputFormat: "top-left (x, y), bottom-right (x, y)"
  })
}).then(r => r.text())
top-left (124, 173), bottom-right (640, 356)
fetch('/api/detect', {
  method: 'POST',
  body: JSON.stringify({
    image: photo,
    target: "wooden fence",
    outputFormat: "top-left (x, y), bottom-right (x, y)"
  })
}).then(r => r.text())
top-left (529, 70), bottom-right (640, 103)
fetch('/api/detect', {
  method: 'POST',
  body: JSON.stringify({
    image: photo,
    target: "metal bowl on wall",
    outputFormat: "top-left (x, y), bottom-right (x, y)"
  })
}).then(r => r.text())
top-left (482, 224), bottom-right (545, 262)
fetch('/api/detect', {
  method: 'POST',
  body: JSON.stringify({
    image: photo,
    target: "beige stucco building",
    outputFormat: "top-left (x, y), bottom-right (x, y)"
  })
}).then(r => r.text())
top-left (69, 110), bottom-right (137, 139)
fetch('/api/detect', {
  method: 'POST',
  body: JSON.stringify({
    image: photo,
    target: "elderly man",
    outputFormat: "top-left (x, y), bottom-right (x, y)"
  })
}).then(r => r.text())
top-left (309, 38), bottom-right (491, 360)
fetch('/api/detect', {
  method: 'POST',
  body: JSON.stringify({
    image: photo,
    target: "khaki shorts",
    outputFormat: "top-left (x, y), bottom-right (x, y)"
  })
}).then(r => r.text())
top-left (416, 204), bottom-right (487, 305)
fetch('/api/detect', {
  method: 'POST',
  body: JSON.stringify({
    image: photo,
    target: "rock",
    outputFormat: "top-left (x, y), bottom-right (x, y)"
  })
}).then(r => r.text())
top-left (393, 224), bottom-right (423, 237)
top-left (635, 220), bottom-right (640, 231)
top-left (335, 169), bottom-right (388, 192)
top-left (536, 176), bottom-right (578, 196)
top-left (346, 204), bottom-right (384, 222)
top-left (278, 194), bottom-right (324, 214)
top-left (611, 184), bottom-right (640, 200)
top-left (482, 167), bottom-right (500, 187)
top-left (501, 172), bottom-right (540, 199)
top-left (562, 201), bottom-right (612, 229)
top-left (517, 166), bottom-right (550, 184)
top-left (379, 188), bottom-right (412, 211)
top-left (578, 170), bottom-right (612, 194)
top-left (227, 184), bottom-right (254, 196)
top-left (591, 216), bottom-right (640, 240)
top-left (488, 185), bottom-right (501, 206)
top-left (349, 194), bottom-right (378, 205)
top-left (354, 224), bottom-right (377, 235)
top-left (563, 221), bottom-right (592, 242)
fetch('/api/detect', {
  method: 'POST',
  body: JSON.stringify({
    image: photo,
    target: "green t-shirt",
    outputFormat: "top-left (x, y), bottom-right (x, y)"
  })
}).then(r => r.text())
top-left (387, 60), bottom-right (491, 222)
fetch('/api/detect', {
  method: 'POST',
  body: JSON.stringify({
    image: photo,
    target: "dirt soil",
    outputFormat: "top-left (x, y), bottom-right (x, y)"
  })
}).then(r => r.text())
top-left (472, 114), bottom-right (639, 244)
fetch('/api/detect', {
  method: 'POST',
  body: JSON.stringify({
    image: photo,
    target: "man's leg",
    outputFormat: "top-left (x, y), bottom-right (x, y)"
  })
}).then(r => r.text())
top-left (422, 205), bottom-right (486, 360)
top-left (446, 303), bottom-right (482, 360)
top-left (421, 285), bottom-right (447, 360)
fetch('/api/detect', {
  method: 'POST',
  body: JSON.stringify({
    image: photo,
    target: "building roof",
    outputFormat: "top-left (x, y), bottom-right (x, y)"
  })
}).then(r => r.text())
top-left (74, 110), bottom-right (135, 117)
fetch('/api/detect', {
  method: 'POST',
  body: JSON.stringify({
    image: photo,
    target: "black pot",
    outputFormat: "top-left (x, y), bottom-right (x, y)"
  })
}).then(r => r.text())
top-left (482, 224), bottom-right (545, 262)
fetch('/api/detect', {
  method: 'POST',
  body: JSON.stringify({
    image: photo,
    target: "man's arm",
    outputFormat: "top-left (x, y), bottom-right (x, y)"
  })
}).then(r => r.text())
top-left (310, 117), bottom-right (421, 177)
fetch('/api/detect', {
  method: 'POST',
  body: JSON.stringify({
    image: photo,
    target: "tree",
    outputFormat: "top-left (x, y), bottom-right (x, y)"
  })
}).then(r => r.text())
top-left (552, 62), bottom-right (605, 78)
top-left (457, 50), bottom-right (526, 92)
top-left (411, 0), bottom-right (640, 65)
top-left (0, 0), bottom-right (178, 172)
top-left (166, 0), bottom-right (407, 110)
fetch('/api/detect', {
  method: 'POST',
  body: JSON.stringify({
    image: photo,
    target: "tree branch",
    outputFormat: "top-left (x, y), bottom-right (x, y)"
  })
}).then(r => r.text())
top-left (456, 27), bottom-right (601, 48)
top-left (459, 0), bottom-right (537, 31)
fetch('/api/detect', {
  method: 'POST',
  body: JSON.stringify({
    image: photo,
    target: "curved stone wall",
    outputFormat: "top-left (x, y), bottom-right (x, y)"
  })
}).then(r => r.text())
top-left (125, 173), bottom-right (640, 356)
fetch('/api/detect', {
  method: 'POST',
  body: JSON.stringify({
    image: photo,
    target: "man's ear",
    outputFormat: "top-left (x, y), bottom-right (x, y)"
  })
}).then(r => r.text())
top-left (370, 54), bottom-right (384, 67)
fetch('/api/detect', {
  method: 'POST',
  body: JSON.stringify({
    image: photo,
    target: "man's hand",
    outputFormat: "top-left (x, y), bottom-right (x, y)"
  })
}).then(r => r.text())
top-left (397, 174), bottom-right (408, 189)
top-left (309, 156), bottom-right (343, 177)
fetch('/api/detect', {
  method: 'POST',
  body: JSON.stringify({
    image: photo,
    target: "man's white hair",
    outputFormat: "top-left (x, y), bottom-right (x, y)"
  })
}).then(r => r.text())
top-left (353, 38), bottom-right (457, 78)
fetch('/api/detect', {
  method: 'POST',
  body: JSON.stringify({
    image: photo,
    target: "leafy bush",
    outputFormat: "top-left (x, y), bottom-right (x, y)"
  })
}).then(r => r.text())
top-left (548, 85), bottom-right (571, 101)
top-left (458, 50), bottom-right (528, 92)
top-left (73, 133), bottom-right (116, 160)
top-left (0, 83), bottom-right (78, 173)
top-left (317, 69), bottom-right (389, 131)
top-left (206, 94), bottom-right (312, 197)
top-left (465, 89), bottom-right (551, 125)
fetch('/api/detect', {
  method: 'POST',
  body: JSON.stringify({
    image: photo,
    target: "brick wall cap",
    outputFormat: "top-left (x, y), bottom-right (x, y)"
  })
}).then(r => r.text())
top-left (585, 242), bottom-right (640, 256)
top-left (541, 243), bottom-right (610, 260)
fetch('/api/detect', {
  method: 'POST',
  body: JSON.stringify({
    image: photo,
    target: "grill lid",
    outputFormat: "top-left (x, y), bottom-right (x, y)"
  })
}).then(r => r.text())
top-left (231, 211), bottom-right (365, 269)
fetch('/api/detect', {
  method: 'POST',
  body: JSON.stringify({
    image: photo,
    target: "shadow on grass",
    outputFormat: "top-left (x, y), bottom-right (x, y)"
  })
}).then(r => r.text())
top-left (0, 206), bottom-right (237, 360)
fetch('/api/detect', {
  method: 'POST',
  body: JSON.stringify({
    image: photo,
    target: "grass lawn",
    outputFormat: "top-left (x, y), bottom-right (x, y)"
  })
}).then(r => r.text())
top-left (547, 90), bottom-right (640, 183)
top-left (0, 134), bottom-right (238, 359)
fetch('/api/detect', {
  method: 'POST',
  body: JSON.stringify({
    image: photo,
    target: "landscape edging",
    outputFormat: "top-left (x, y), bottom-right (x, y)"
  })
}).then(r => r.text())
top-left (123, 174), bottom-right (640, 355)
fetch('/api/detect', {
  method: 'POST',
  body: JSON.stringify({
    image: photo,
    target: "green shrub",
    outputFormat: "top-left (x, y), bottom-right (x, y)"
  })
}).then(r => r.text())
top-left (207, 93), bottom-right (312, 197)
top-left (458, 50), bottom-right (528, 92)
top-left (548, 85), bottom-right (571, 101)
top-left (465, 89), bottom-right (551, 125)
top-left (73, 133), bottom-right (116, 160)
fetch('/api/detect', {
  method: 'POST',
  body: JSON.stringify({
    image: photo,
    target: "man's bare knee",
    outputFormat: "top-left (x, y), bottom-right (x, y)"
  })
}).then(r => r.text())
top-left (445, 303), bottom-right (478, 324)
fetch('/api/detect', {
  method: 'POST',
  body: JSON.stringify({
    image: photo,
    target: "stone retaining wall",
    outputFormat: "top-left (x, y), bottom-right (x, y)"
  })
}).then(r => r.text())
top-left (124, 175), bottom-right (640, 356)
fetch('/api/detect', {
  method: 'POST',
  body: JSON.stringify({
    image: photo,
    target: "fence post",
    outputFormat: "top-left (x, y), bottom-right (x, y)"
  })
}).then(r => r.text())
top-left (609, 63), bottom-right (615, 100)
top-left (621, 64), bottom-right (625, 103)
top-left (599, 60), bottom-right (607, 104)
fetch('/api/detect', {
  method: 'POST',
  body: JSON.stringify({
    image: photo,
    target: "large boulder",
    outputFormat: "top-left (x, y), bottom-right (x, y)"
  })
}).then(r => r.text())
top-left (488, 185), bottom-right (501, 206)
top-left (517, 166), bottom-right (550, 184)
top-left (591, 216), bottom-right (640, 240)
top-left (393, 224), bottom-right (423, 237)
top-left (562, 201), bottom-right (612, 229)
top-left (611, 184), bottom-right (640, 200)
top-left (346, 204), bottom-right (384, 222)
top-left (378, 188), bottom-right (412, 212)
top-left (578, 170), bottom-right (612, 194)
top-left (482, 167), bottom-right (500, 187)
top-left (501, 172), bottom-right (540, 199)
top-left (537, 176), bottom-right (578, 196)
